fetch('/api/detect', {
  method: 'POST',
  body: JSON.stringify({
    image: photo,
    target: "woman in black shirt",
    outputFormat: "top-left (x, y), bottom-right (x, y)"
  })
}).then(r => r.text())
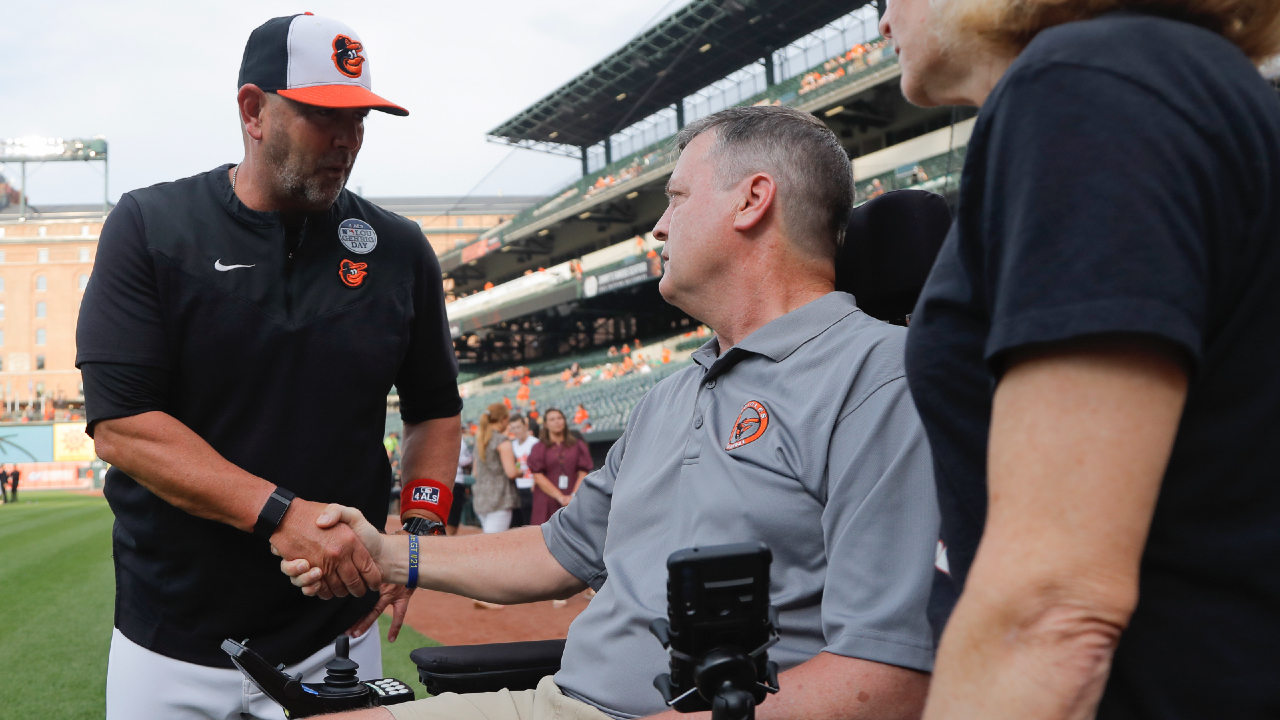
top-left (882, 0), bottom-right (1280, 717)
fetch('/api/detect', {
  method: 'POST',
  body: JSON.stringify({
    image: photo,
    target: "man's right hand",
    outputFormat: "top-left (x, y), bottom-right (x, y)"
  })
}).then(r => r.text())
top-left (269, 499), bottom-right (382, 599)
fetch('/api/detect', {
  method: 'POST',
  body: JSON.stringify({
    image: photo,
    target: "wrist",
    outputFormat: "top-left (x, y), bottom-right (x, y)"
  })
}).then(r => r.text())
top-left (380, 534), bottom-right (411, 586)
top-left (254, 486), bottom-right (296, 540)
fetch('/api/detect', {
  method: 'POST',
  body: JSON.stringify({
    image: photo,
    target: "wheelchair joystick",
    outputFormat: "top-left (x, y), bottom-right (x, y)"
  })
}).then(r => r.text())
top-left (223, 636), bottom-right (415, 718)
top-left (323, 636), bottom-right (361, 690)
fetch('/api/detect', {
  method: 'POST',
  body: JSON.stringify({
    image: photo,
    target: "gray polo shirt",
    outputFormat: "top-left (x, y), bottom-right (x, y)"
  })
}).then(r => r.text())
top-left (541, 292), bottom-right (940, 719)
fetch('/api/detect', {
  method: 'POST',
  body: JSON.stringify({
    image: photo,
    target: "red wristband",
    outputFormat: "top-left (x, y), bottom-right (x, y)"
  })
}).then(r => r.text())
top-left (400, 478), bottom-right (453, 522)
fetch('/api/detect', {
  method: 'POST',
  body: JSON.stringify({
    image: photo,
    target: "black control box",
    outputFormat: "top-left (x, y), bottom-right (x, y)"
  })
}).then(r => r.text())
top-left (223, 636), bottom-right (415, 718)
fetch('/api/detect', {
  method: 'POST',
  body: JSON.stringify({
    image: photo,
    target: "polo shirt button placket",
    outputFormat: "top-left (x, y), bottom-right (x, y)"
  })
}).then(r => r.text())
top-left (694, 416), bottom-right (703, 429)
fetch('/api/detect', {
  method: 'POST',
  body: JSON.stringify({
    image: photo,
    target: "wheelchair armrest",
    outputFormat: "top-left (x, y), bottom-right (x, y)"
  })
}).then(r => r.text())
top-left (411, 639), bottom-right (566, 695)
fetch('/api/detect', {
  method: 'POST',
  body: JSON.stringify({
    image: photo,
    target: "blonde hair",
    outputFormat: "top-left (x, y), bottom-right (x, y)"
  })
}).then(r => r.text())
top-left (938, 0), bottom-right (1280, 61)
top-left (476, 403), bottom-right (509, 458)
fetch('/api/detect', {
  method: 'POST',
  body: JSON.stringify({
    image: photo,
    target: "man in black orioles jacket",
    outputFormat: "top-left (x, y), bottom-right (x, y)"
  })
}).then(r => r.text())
top-left (75, 15), bottom-right (462, 720)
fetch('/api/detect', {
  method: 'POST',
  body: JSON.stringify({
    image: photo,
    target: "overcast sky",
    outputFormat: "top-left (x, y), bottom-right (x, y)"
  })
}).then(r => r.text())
top-left (4, 0), bottom-right (689, 206)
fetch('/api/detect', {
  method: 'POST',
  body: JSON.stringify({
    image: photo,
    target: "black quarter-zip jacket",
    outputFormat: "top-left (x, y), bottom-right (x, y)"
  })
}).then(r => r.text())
top-left (76, 164), bottom-right (461, 667)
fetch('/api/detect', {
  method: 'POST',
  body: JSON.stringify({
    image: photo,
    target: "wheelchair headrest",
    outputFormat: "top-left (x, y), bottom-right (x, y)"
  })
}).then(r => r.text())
top-left (835, 189), bottom-right (953, 324)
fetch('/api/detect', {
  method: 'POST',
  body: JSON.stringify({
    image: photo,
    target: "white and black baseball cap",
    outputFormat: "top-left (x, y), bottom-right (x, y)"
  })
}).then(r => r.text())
top-left (238, 13), bottom-right (408, 116)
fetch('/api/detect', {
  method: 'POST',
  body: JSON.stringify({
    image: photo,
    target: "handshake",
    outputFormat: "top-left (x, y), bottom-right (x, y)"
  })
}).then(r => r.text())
top-left (269, 501), bottom-right (415, 641)
top-left (274, 505), bottom-right (402, 597)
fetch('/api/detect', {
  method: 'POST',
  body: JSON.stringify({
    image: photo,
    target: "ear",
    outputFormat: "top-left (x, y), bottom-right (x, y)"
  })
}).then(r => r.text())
top-left (237, 84), bottom-right (270, 142)
top-left (732, 172), bottom-right (778, 233)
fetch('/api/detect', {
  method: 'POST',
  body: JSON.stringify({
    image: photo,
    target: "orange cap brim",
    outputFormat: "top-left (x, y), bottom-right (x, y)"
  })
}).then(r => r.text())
top-left (277, 84), bottom-right (408, 116)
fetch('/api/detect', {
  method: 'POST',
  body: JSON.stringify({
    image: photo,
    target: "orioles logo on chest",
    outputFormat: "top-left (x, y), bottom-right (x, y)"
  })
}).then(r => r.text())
top-left (725, 400), bottom-right (770, 451)
top-left (339, 258), bottom-right (368, 287)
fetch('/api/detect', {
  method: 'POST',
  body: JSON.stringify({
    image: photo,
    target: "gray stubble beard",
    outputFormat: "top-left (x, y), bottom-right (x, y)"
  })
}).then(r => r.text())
top-left (263, 132), bottom-right (353, 212)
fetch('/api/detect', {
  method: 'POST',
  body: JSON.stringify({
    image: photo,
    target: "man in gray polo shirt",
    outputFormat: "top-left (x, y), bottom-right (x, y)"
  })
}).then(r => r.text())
top-left (286, 105), bottom-right (939, 720)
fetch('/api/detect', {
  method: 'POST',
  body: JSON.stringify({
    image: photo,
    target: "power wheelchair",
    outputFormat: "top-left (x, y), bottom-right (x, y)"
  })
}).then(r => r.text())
top-left (226, 189), bottom-right (952, 719)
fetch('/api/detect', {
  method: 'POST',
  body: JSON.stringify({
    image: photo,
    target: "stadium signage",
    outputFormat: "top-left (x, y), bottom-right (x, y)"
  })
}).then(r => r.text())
top-left (461, 237), bottom-right (501, 264)
top-left (338, 218), bottom-right (378, 254)
top-left (582, 257), bottom-right (662, 298)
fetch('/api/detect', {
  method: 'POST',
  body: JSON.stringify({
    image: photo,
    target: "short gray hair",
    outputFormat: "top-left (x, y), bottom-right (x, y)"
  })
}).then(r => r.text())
top-left (675, 105), bottom-right (853, 258)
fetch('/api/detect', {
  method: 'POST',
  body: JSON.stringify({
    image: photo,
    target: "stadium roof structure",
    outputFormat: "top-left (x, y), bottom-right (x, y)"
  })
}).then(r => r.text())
top-left (488, 0), bottom-right (876, 154)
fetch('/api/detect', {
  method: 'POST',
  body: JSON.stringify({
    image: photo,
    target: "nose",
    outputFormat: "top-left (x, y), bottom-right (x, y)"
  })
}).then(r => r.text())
top-left (652, 204), bottom-right (672, 243)
top-left (333, 114), bottom-right (363, 151)
top-left (879, 4), bottom-right (892, 39)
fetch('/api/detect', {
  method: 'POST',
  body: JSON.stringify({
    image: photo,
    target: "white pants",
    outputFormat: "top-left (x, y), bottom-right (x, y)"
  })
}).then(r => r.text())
top-left (478, 509), bottom-right (513, 533)
top-left (105, 627), bottom-right (382, 720)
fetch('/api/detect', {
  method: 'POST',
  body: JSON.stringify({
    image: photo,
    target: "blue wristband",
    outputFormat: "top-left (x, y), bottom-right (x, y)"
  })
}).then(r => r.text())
top-left (406, 534), bottom-right (419, 589)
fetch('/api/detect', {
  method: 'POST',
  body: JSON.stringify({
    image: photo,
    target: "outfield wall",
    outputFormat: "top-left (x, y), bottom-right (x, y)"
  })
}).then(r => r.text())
top-left (0, 421), bottom-right (98, 491)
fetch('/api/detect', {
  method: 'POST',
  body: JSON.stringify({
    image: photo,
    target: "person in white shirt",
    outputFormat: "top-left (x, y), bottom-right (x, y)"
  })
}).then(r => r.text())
top-left (446, 432), bottom-right (473, 536)
top-left (507, 414), bottom-right (540, 527)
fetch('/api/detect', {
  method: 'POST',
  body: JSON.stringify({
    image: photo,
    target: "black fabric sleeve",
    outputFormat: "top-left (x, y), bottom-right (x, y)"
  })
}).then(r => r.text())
top-left (395, 233), bottom-right (463, 424)
top-left (81, 362), bottom-right (172, 437)
top-left (75, 193), bottom-right (171, 369)
top-left (980, 62), bottom-right (1215, 368)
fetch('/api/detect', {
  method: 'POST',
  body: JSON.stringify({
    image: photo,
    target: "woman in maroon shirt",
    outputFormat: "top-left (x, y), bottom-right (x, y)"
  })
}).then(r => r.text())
top-left (526, 408), bottom-right (593, 525)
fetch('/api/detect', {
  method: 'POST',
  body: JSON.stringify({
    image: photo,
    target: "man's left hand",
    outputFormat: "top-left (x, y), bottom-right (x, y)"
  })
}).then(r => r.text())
top-left (347, 583), bottom-right (415, 642)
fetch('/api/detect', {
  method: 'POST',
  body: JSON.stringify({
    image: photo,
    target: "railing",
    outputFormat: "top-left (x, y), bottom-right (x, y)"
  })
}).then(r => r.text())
top-left (853, 146), bottom-right (967, 205)
top-left (442, 39), bottom-right (901, 269)
top-left (447, 235), bottom-right (662, 325)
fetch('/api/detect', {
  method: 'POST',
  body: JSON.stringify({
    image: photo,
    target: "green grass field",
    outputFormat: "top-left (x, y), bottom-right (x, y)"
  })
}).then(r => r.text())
top-left (0, 491), bottom-right (437, 719)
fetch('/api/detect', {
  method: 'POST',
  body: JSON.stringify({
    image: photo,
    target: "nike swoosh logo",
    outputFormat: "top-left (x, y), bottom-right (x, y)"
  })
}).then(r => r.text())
top-left (214, 260), bottom-right (255, 272)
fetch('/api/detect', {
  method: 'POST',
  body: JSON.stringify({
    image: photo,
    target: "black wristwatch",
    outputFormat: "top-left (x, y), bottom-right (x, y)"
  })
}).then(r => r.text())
top-left (254, 486), bottom-right (296, 540)
top-left (402, 516), bottom-right (446, 536)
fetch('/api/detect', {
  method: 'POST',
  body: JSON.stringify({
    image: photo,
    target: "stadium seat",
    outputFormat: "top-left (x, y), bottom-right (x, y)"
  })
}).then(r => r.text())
top-left (408, 188), bottom-right (954, 695)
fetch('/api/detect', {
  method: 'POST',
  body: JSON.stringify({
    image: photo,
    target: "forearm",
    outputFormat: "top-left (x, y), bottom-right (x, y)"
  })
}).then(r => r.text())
top-left (648, 652), bottom-right (928, 720)
top-left (399, 416), bottom-right (461, 522)
top-left (400, 416), bottom-right (461, 489)
top-left (377, 526), bottom-right (586, 603)
top-left (532, 473), bottom-right (564, 500)
top-left (93, 411), bottom-right (273, 532)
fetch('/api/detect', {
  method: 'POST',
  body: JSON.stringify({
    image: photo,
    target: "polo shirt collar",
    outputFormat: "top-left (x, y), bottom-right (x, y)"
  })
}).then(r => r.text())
top-left (692, 292), bottom-right (862, 374)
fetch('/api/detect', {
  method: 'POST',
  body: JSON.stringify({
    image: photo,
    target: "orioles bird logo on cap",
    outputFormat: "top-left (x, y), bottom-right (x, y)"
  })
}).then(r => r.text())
top-left (331, 34), bottom-right (365, 78)
top-left (339, 258), bottom-right (368, 287)
top-left (725, 400), bottom-right (770, 451)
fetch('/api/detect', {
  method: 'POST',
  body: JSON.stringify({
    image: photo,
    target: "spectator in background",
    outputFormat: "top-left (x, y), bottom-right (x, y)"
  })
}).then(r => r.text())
top-left (661, 346), bottom-right (672, 364)
top-left (7, 465), bottom-right (19, 503)
top-left (572, 404), bottom-right (589, 427)
top-left (527, 408), bottom-right (592, 527)
top-left (447, 430), bottom-right (473, 536)
top-left (0, 466), bottom-right (8, 504)
top-left (507, 415), bottom-right (539, 528)
top-left (471, 403), bottom-right (520, 535)
top-left (867, 178), bottom-right (886, 198)
top-left (382, 431), bottom-right (400, 460)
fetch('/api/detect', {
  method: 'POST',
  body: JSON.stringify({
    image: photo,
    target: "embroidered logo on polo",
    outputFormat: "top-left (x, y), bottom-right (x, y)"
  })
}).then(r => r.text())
top-left (338, 218), bottom-right (377, 254)
top-left (725, 400), bottom-right (770, 451)
top-left (339, 259), bottom-right (368, 287)
top-left (331, 35), bottom-right (365, 78)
